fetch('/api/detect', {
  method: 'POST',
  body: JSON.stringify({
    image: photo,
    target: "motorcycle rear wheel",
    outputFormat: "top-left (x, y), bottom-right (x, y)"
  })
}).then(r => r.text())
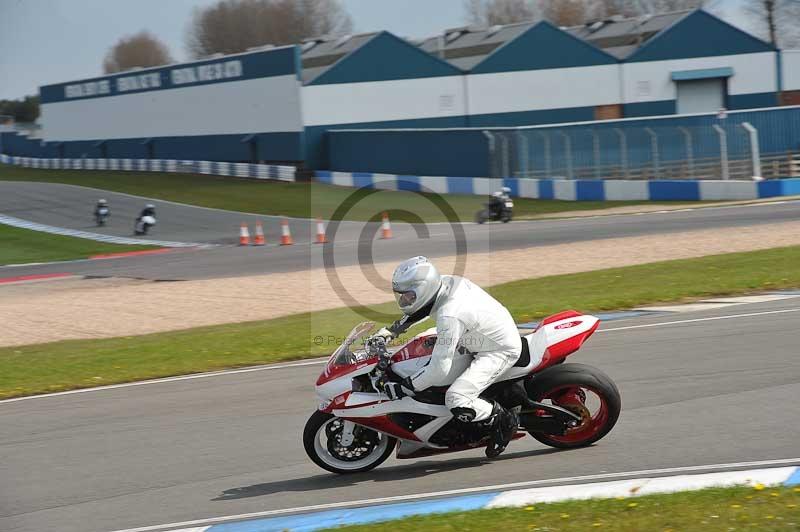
top-left (524, 363), bottom-right (620, 449)
top-left (303, 411), bottom-right (397, 474)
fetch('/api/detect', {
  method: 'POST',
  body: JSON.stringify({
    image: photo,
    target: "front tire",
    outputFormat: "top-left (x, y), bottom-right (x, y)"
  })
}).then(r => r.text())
top-left (524, 363), bottom-right (620, 449)
top-left (303, 411), bottom-right (396, 474)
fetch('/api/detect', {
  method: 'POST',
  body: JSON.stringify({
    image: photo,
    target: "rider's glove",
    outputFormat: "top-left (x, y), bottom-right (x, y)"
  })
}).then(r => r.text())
top-left (383, 376), bottom-right (414, 400)
top-left (373, 327), bottom-right (394, 342)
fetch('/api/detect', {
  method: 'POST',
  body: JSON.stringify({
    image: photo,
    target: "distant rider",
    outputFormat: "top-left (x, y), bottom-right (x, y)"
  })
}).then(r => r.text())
top-left (94, 199), bottom-right (110, 217)
top-left (488, 186), bottom-right (511, 217)
top-left (138, 203), bottom-right (156, 220)
top-left (370, 256), bottom-right (522, 458)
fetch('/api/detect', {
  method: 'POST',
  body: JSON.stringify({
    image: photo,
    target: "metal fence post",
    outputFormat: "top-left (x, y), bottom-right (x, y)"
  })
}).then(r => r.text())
top-left (591, 130), bottom-right (601, 179)
top-left (613, 128), bottom-right (627, 179)
top-left (740, 122), bottom-right (762, 180)
top-left (712, 124), bottom-right (729, 180)
top-left (558, 131), bottom-right (573, 179)
top-left (482, 130), bottom-right (496, 177)
top-left (537, 131), bottom-right (551, 178)
top-left (677, 126), bottom-right (694, 178)
top-left (644, 127), bottom-right (659, 179)
top-left (498, 133), bottom-right (511, 178)
top-left (516, 130), bottom-right (528, 178)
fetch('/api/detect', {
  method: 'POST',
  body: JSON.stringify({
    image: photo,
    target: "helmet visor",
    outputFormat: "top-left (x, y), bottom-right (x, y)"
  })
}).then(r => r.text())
top-left (394, 290), bottom-right (417, 309)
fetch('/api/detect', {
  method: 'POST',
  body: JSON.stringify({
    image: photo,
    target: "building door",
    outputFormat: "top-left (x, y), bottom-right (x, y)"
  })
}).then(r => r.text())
top-left (676, 78), bottom-right (725, 114)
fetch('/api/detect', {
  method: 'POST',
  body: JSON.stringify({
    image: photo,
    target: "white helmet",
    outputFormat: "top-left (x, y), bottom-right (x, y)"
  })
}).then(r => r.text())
top-left (392, 256), bottom-right (442, 315)
top-left (501, 186), bottom-right (511, 194)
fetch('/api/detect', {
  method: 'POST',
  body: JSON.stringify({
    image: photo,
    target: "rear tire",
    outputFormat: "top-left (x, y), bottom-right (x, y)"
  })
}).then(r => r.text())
top-left (303, 411), bottom-right (396, 474)
top-left (524, 363), bottom-right (620, 449)
top-left (475, 210), bottom-right (488, 224)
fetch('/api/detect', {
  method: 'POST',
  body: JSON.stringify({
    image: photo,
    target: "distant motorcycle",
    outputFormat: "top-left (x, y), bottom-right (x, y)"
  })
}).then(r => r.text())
top-left (476, 198), bottom-right (513, 224)
top-left (95, 206), bottom-right (110, 226)
top-left (134, 215), bottom-right (156, 235)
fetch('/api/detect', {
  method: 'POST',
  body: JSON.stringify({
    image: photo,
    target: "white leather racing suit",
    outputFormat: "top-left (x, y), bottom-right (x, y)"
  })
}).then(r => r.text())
top-left (408, 275), bottom-right (521, 421)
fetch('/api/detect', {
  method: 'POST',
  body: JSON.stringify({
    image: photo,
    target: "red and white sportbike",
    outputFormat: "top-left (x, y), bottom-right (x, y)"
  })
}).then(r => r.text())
top-left (304, 311), bottom-right (620, 474)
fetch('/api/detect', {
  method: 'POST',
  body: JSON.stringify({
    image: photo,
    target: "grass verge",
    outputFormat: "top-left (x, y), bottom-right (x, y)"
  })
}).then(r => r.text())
top-left (1, 165), bottom-right (675, 222)
top-left (0, 224), bottom-right (158, 265)
top-left (2, 245), bottom-right (800, 399)
top-left (324, 485), bottom-right (800, 532)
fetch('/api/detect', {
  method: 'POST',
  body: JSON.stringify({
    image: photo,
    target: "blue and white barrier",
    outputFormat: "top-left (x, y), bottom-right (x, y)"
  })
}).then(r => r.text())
top-left (316, 170), bottom-right (800, 201)
top-left (0, 153), bottom-right (296, 182)
top-left (166, 463), bottom-right (800, 532)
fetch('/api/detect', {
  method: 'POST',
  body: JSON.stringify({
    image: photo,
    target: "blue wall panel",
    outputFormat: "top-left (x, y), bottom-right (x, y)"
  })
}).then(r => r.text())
top-left (576, 180), bottom-right (605, 200)
top-left (319, 115), bottom-right (471, 173)
top-left (648, 180), bottom-right (700, 200)
top-left (539, 179), bottom-right (555, 199)
top-left (622, 100), bottom-right (677, 117)
top-left (397, 175), bottom-right (421, 192)
top-left (728, 92), bottom-right (779, 110)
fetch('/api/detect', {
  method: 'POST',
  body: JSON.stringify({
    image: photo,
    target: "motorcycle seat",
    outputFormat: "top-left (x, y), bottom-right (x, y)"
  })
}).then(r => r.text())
top-left (514, 336), bottom-right (531, 368)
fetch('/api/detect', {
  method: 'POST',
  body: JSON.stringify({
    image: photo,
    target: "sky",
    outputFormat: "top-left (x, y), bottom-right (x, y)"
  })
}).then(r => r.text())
top-left (0, 0), bottom-right (753, 101)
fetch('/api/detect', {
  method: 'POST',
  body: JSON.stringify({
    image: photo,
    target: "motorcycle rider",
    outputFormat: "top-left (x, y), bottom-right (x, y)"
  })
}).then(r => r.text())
top-left (488, 186), bottom-right (512, 217)
top-left (372, 256), bottom-right (522, 458)
top-left (135, 203), bottom-right (156, 235)
top-left (94, 199), bottom-right (110, 218)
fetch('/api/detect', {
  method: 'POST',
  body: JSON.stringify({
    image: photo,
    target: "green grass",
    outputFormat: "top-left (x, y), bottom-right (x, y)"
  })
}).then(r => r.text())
top-left (325, 485), bottom-right (800, 532)
top-left (0, 165), bottom-right (671, 222)
top-left (2, 245), bottom-right (800, 399)
top-left (0, 224), bottom-right (157, 265)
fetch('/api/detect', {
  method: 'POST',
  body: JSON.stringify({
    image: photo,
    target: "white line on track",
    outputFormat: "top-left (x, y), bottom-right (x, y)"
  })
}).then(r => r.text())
top-left (108, 457), bottom-right (800, 532)
top-left (599, 307), bottom-right (800, 332)
top-left (3, 306), bottom-right (799, 405)
top-left (0, 358), bottom-right (327, 405)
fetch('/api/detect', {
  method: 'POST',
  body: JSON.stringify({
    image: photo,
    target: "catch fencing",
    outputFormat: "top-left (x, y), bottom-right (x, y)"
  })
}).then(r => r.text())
top-left (486, 107), bottom-right (800, 181)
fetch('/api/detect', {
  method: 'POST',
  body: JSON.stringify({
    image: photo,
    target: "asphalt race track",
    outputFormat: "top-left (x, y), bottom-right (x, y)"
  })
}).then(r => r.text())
top-left (2, 298), bottom-right (799, 532)
top-left (2, 180), bottom-right (800, 280)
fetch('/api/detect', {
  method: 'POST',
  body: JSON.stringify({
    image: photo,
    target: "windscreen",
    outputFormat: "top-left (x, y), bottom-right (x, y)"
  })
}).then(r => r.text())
top-left (329, 321), bottom-right (375, 366)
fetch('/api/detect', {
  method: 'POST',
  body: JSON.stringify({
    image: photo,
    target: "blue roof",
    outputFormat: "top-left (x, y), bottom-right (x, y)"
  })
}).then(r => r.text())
top-left (471, 20), bottom-right (618, 74)
top-left (306, 31), bottom-right (462, 85)
top-left (626, 9), bottom-right (775, 63)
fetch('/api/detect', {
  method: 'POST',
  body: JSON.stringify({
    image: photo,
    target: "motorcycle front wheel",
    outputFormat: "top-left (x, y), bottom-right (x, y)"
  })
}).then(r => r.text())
top-left (303, 411), bottom-right (396, 474)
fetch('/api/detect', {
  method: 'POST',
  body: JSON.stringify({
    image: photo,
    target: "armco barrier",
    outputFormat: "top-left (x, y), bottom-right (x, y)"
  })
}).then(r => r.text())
top-left (0, 153), bottom-right (296, 182)
top-left (316, 170), bottom-right (800, 201)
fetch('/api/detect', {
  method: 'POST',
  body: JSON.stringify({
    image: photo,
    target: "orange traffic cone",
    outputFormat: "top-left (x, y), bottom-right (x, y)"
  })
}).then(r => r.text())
top-left (315, 218), bottom-right (327, 244)
top-left (239, 223), bottom-right (250, 246)
top-left (381, 212), bottom-right (392, 239)
top-left (280, 218), bottom-right (294, 245)
top-left (253, 221), bottom-right (266, 246)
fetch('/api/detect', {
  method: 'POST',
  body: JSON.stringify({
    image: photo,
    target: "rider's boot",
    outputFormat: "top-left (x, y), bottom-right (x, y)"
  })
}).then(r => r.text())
top-left (485, 401), bottom-right (519, 458)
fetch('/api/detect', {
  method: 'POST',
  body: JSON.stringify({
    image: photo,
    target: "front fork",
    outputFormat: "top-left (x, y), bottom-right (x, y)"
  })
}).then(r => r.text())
top-left (340, 420), bottom-right (356, 447)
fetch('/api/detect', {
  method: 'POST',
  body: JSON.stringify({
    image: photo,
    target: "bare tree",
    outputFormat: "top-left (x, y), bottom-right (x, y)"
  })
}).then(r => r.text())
top-left (744, 0), bottom-right (800, 48)
top-left (103, 31), bottom-right (173, 74)
top-left (541, 0), bottom-right (595, 25)
top-left (465, 0), bottom-right (539, 25)
top-left (186, 0), bottom-right (353, 59)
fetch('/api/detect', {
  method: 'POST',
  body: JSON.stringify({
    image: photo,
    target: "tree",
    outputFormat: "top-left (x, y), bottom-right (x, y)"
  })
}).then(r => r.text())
top-left (186, 0), bottom-right (353, 59)
top-left (0, 96), bottom-right (40, 123)
top-left (743, 0), bottom-right (800, 48)
top-left (465, 0), bottom-right (539, 25)
top-left (103, 31), bottom-right (173, 74)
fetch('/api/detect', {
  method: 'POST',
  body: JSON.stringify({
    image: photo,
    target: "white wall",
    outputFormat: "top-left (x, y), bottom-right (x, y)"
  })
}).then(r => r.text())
top-left (467, 64), bottom-right (620, 115)
top-left (622, 52), bottom-right (777, 105)
top-left (301, 75), bottom-right (466, 126)
top-left (42, 75), bottom-right (303, 141)
top-left (782, 50), bottom-right (800, 91)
